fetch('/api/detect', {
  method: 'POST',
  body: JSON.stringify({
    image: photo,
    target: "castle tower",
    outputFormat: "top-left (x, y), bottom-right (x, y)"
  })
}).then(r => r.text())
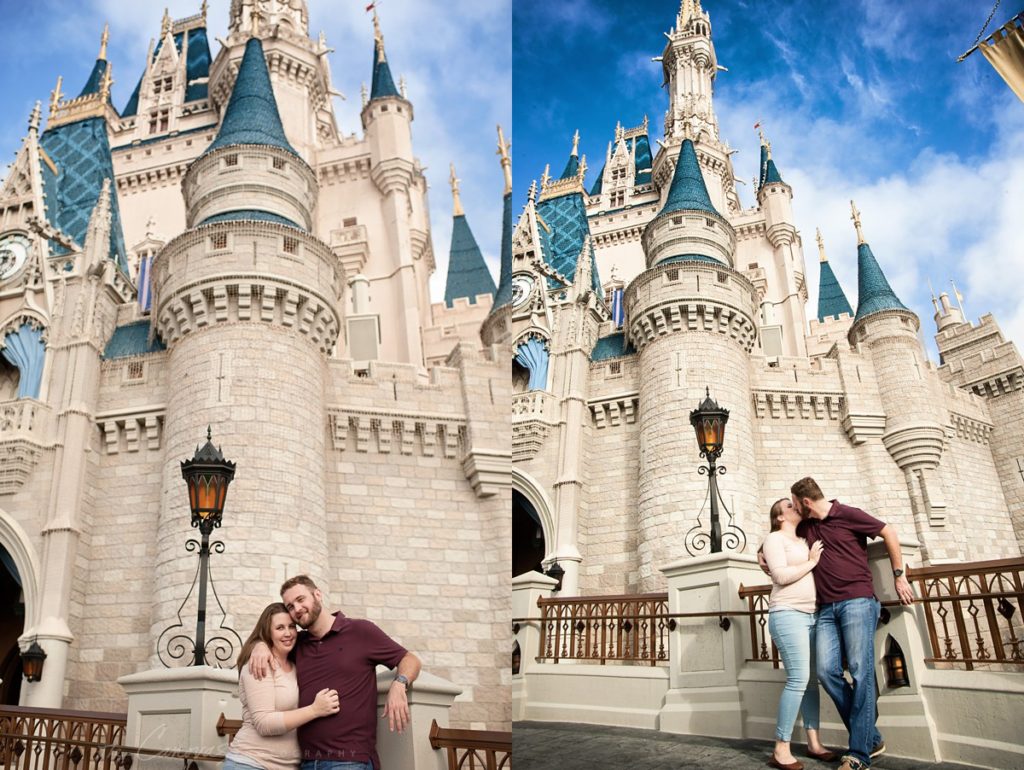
top-left (443, 164), bottom-right (496, 308)
top-left (846, 202), bottom-right (948, 555)
top-left (150, 32), bottom-right (342, 650)
top-left (481, 126), bottom-right (513, 347)
top-left (755, 135), bottom-right (808, 358)
top-left (627, 139), bottom-right (758, 589)
top-left (660, 0), bottom-right (719, 143)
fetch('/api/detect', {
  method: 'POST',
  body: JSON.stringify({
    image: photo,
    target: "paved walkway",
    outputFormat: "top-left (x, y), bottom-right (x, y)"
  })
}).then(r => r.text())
top-left (514, 722), bottom-right (979, 770)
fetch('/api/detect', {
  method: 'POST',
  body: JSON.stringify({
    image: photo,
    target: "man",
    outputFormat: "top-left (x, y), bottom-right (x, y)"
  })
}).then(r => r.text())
top-left (249, 575), bottom-right (422, 770)
top-left (788, 477), bottom-right (914, 770)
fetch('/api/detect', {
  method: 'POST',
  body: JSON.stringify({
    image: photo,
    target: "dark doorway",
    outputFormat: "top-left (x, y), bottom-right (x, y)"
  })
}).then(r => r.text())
top-left (0, 543), bottom-right (24, 704)
top-left (513, 490), bottom-right (545, 576)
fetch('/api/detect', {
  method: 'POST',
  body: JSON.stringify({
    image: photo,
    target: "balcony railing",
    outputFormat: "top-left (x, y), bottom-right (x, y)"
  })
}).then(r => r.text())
top-left (512, 390), bottom-right (553, 419)
top-left (738, 583), bottom-right (780, 668)
top-left (0, 399), bottom-right (48, 437)
top-left (537, 593), bottom-right (672, 665)
top-left (0, 706), bottom-right (126, 770)
top-left (429, 719), bottom-right (511, 770)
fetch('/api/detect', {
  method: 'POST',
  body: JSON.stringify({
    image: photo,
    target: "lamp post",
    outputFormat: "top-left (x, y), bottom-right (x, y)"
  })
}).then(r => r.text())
top-left (20, 639), bottom-right (46, 682)
top-left (179, 427), bottom-right (236, 666)
top-left (689, 388), bottom-right (729, 553)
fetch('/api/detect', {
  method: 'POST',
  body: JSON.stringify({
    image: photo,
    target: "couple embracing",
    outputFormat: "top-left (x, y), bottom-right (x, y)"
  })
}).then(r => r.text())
top-left (760, 478), bottom-right (915, 770)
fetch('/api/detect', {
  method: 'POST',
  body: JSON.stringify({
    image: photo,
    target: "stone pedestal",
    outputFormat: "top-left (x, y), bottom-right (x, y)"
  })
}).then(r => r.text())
top-left (511, 571), bottom-right (558, 719)
top-left (658, 552), bottom-right (764, 737)
top-left (375, 670), bottom-right (461, 770)
top-left (118, 665), bottom-right (240, 764)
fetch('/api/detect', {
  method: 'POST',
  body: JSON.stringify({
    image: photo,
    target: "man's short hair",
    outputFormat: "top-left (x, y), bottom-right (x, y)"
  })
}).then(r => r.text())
top-left (280, 574), bottom-right (319, 596)
top-left (791, 477), bottom-right (825, 501)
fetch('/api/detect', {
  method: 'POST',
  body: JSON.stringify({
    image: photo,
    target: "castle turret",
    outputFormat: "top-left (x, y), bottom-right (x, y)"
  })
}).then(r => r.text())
top-left (815, 229), bottom-right (853, 322)
top-left (150, 29), bottom-right (342, 647)
top-left (443, 164), bottom-right (496, 308)
top-left (559, 131), bottom-right (581, 179)
top-left (481, 126), bottom-right (513, 347)
top-left (847, 201), bottom-right (948, 550)
top-left (626, 138), bottom-right (758, 589)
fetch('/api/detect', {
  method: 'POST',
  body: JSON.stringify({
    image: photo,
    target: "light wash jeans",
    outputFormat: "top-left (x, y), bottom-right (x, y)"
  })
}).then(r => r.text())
top-left (300, 762), bottom-right (373, 770)
top-left (222, 756), bottom-right (265, 770)
top-left (817, 597), bottom-right (884, 766)
top-left (768, 608), bottom-right (820, 742)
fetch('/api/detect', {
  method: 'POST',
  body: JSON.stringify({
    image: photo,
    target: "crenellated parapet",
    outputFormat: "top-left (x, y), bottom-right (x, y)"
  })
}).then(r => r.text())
top-left (623, 260), bottom-right (758, 354)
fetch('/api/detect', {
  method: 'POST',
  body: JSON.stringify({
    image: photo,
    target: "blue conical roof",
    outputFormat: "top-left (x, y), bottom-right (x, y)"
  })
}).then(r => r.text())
top-left (758, 143), bottom-right (783, 190)
top-left (492, 193), bottom-right (513, 309)
top-left (560, 153), bottom-right (579, 180)
top-left (853, 242), bottom-right (909, 322)
top-left (444, 214), bottom-right (497, 308)
top-left (817, 259), bottom-right (853, 321)
top-left (659, 139), bottom-right (718, 216)
top-left (370, 40), bottom-right (399, 99)
top-left (203, 37), bottom-right (297, 157)
top-left (78, 58), bottom-right (110, 98)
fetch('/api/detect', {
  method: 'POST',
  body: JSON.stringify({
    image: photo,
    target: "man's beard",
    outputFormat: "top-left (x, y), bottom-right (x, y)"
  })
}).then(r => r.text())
top-left (298, 599), bottom-right (323, 629)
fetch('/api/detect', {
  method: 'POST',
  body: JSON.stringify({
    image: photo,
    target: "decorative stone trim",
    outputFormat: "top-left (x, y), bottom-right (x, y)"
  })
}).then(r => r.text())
top-left (949, 412), bottom-right (994, 444)
top-left (0, 439), bottom-right (43, 495)
top-left (589, 393), bottom-right (640, 428)
top-left (841, 412), bottom-right (886, 445)
top-left (318, 157), bottom-right (373, 186)
top-left (752, 390), bottom-right (843, 420)
top-left (881, 423), bottom-right (945, 471)
top-left (96, 406), bottom-right (165, 454)
top-left (462, 447), bottom-right (512, 498)
top-left (969, 368), bottom-right (1024, 399)
top-left (327, 407), bottom-right (466, 458)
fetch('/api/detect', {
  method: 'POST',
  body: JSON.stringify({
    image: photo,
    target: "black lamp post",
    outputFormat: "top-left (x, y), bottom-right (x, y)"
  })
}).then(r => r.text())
top-left (546, 561), bottom-right (565, 592)
top-left (21, 640), bottom-right (46, 682)
top-left (180, 427), bottom-right (235, 666)
top-left (689, 388), bottom-right (729, 553)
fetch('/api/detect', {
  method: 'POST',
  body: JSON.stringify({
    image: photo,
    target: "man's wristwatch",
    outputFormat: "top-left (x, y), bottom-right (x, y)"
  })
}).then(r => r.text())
top-left (893, 568), bottom-right (904, 578)
top-left (394, 674), bottom-right (410, 690)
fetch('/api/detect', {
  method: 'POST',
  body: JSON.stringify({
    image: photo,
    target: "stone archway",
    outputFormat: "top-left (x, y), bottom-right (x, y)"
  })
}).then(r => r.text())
top-left (512, 469), bottom-right (555, 577)
top-left (0, 510), bottom-right (40, 704)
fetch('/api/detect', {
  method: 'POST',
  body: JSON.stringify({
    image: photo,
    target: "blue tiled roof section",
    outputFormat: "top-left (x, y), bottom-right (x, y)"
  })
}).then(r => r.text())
top-left (817, 260), bottom-right (853, 321)
top-left (185, 28), bottom-right (212, 102)
top-left (203, 37), bottom-right (297, 157)
top-left (122, 33), bottom-right (182, 117)
top-left (591, 332), bottom-right (636, 361)
top-left (370, 41), bottom-right (399, 99)
top-left (197, 210), bottom-right (303, 229)
top-left (78, 59), bottom-right (109, 98)
top-left (560, 154), bottom-right (579, 180)
top-left (589, 164), bottom-right (604, 195)
top-left (444, 214), bottom-right (496, 307)
top-left (758, 144), bottom-right (783, 190)
top-left (661, 253), bottom-right (722, 265)
top-left (634, 134), bottom-right (653, 185)
top-left (536, 191), bottom-right (601, 293)
top-left (854, 242), bottom-right (909, 322)
top-left (659, 139), bottom-right (718, 216)
top-left (103, 320), bottom-right (166, 359)
top-left (492, 193), bottom-right (513, 309)
top-left (39, 116), bottom-right (128, 272)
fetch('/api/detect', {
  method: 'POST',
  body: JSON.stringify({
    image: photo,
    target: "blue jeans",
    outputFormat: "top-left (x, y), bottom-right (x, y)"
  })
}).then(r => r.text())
top-left (817, 597), bottom-right (884, 765)
top-left (769, 609), bottom-right (820, 741)
top-left (223, 757), bottom-right (265, 770)
top-left (300, 762), bottom-right (373, 770)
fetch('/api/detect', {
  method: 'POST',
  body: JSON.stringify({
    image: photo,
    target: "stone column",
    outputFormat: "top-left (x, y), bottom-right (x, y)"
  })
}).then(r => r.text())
top-left (375, 670), bottom-right (462, 770)
top-left (512, 571), bottom-right (558, 720)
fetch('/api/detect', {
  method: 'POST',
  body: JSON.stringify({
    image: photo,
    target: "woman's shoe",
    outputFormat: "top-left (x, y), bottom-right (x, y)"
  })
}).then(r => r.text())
top-left (806, 749), bottom-right (838, 761)
top-left (768, 757), bottom-right (804, 770)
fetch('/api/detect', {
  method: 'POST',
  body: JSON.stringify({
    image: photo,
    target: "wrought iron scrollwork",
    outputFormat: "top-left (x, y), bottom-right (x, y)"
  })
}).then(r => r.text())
top-left (684, 462), bottom-right (747, 557)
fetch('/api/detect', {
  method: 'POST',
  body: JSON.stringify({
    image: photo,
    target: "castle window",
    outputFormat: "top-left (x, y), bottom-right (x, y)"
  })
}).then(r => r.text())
top-left (210, 232), bottom-right (228, 251)
top-left (126, 360), bottom-right (145, 380)
top-left (608, 362), bottom-right (621, 376)
top-left (706, 218), bottom-right (715, 229)
top-left (666, 269), bottom-right (679, 282)
top-left (343, 217), bottom-right (358, 227)
top-left (282, 236), bottom-right (299, 255)
top-left (224, 154), bottom-right (239, 168)
top-left (672, 216), bottom-right (682, 225)
top-left (273, 157), bottom-right (286, 171)
top-left (381, 104), bottom-right (389, 112)
top-left (717, 271), bottom-right (728, 283)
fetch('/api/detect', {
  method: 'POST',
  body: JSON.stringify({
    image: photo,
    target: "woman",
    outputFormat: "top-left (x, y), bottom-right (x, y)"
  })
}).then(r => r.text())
top-left (762, 498), bottom-right (836, 770)
top-left (225, 602), bottom-right (340, 770)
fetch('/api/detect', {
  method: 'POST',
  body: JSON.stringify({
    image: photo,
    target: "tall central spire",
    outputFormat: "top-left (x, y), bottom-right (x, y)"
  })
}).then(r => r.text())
top-left (661, 0), bottom-right (718, 141)
top-left (369, 8), bottom-right (399, 100)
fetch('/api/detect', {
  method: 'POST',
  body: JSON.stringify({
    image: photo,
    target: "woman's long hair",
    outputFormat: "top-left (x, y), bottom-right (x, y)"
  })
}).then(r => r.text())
top-left (768, 498), bottom-right (789, 533)
top-left (237, 602), bottom-right (290, 673)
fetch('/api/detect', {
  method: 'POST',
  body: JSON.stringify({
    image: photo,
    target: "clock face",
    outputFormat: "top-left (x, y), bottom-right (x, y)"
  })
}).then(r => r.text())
top-left (0, 233), bottom-right (30, 280)
top-left (512, 275), bottom-right (535, 308)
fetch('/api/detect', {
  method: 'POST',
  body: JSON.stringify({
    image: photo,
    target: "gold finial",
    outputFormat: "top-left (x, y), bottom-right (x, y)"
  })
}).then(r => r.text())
top-left (541, 164), bottom-right (551, 189)
top-left (496, 124), bottom-right (512, 196)
top-left (361, 83), bottom-right (368, 107)
top-left (757, 126), bottom-right (765, 146)
top-left (449, 163), bottom-right (464, 217)
top-left (161, 8), bottom-right (172, 38)
top-left (850, 200), bottom-right (865, 245)
top-left (100, 64), bottom-right (114, 101)
top-left (816, 227), bottom-right (827, 263)
top-left (766, 140), bottom-right (772, 160)
top-left (528, 179), bottom-right (537, 201)
top-left (29, 101), bottom-right (41, 134)
top-left (99, 23), bottom-right (109, 60)
top-left (578, 154), bottom-right (587, 181)
top-left (571, 129), bottom-right (580, 157)
top-left (373, 8), bottom-right (386, 63)
top-left (642, 114), bottom-right (649, 131)
top-left (615, 121), bottom-right (623, 142)
top-left (250, 5), bottom-right (262, 36)
top-left (49, 75), bottom-right (63, 116)
top-left (201, 0), bottom-right (208, 22)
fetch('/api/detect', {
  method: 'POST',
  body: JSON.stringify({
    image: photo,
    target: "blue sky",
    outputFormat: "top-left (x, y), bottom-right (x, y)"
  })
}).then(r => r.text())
top-left (0, 0), bottom-right (511, 303)
top-left (513, 0), bottom-right (1024, 357)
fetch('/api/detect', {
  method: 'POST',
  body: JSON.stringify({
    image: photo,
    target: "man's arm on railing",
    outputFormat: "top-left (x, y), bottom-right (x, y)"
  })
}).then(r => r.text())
top-left (879, 524), bottom-right (915, 605)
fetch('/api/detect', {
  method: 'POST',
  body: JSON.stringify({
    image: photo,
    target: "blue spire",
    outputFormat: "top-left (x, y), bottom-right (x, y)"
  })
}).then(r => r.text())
top-left (370, 11), bottom-right (400, 100)
top-left (659, 139), bottom-right (718, 216)
top-left (817, 260), bottom-right (853, 321)
top-left (853, 242), bottom-right (909, 321)
top-left (444, 214), bottom-right (497, 308)
top-left (203, 37), bottom-right (297, 157)
top-left (560, 154), bottom-right (579, 180)
top-left (493, 193), bottom-right (513, 309)
top-left (78, 59), bottom-right (110, 98)
top-left (758, 142), bottom-right (783, 190)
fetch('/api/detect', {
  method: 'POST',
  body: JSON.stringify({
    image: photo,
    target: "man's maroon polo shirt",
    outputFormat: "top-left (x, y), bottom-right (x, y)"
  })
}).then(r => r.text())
top-left (796, 500), bottom-right (885, 604)
top-left (294, 611), bottom-right (407, 768)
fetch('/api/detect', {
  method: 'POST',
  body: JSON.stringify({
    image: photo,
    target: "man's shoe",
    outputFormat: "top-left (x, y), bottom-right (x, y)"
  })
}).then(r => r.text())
top-left (870, 742), bottom-right (886, 759)
top-left (838, 756), bottom-right (866, 770)
top-left (806, 748), bottom-right (838, 761)
top-left (768, 758), bottom-right (804, 770)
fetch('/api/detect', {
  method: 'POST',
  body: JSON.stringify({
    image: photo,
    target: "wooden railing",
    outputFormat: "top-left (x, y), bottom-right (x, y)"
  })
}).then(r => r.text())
top-left (738, 583), bottom-right (780, 668)
top-left (429, 719), bottom-right (510, 770)
top-left (537, 593), bottom-right (671, 665)
top-left (911, 557), bottom-right (1024, 670)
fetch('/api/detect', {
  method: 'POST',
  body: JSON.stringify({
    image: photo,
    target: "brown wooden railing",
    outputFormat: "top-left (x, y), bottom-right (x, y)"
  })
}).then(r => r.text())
top-left (911, 557), bottom-right (1024, 670)
top-left (429, 719), bottom-right (510, 770)
top-left (738, 583), bottom-right (780, 668)
top-left (537, 593), bottom-right (671, 665)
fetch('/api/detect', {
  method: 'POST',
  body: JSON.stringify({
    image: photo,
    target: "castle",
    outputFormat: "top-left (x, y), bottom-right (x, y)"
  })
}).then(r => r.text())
top-left (0, 0), bottom-right (513, 730)
top-left (511, 0), bottom-right (1024, 596)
